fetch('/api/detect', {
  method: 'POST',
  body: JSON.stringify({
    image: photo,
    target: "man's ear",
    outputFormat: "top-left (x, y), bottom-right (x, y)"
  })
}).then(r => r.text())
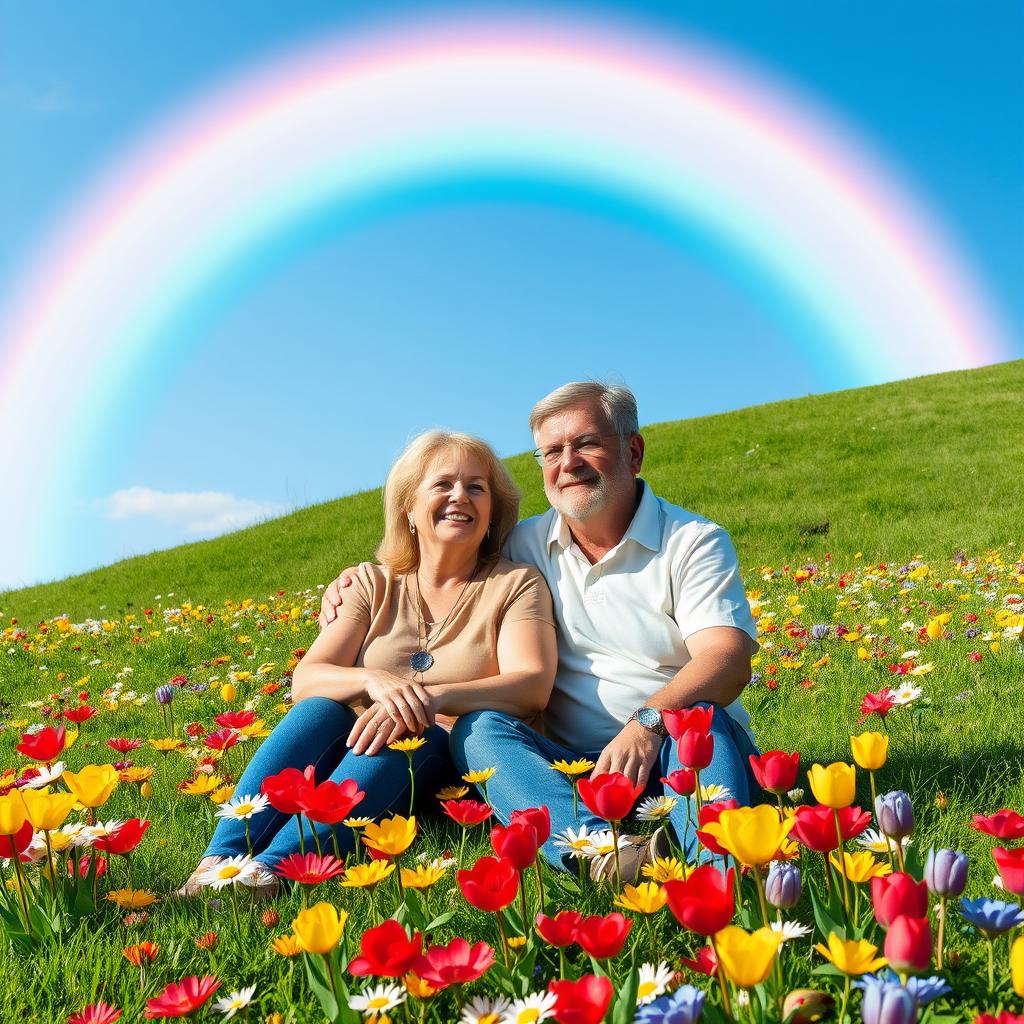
top-left (628, 433), bottom-right (645, 475)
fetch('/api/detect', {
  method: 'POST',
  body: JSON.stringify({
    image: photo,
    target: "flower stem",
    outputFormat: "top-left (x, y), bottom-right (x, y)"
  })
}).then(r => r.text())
top-left (406, 753), bottom-right (416, 818)
top-left (709, 933), bottom-right (732, 1018)
top-left (610, 820), bottom-right (622, 890)
top-left (936, 896), bottom-right (946, 970)
top-left (832, 810), bottom-right (850, 918)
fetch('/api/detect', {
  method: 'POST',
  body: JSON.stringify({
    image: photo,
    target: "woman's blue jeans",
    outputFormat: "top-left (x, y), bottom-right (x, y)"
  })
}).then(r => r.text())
top-left (203, 696), bottom-right (453, 867)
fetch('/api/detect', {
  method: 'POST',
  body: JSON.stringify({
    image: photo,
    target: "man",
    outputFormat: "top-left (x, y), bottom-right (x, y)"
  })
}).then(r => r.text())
top-left (320, 381), bottom-right (760, 880)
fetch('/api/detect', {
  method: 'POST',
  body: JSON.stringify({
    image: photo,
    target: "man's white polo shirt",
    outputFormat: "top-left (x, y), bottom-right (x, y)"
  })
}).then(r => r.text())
top-left (505, 479), bottom-right (759, 751)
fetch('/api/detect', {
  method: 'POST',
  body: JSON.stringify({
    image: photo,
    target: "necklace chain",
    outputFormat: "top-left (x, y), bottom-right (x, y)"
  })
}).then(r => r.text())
top-left (410, 566), bottom-right (476, 675)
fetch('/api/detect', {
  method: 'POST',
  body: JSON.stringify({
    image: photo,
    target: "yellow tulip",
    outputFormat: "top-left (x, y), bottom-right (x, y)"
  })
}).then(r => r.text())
top-left (1012, 935), bottom-right (1024, 998)
top-left (22, 790), bottom-right (78, 831)
top-left (808, 763), bottom-right (856, 809)
top-left (220, 682), bottom-right (237, 702)
top-left (828, 851), bottom-right (891, 884)
top-left (700, 805), bottom-right (794, 867)
top-left (140, 782), bottom-right (154, 799)
top-left (292, 902), bottom-right (348, 954)
top-left (362, 815), bottom-right (416, 857)
top-left (63, 764), bottom-right (120, 808)
top-left (850, 732), bottom-right (889, 771)
top-left (613, 882), bottom-right (667, 914)
top-left (714, 926), bottom-right (781, 988)
top-left (925, 618), bottom-right (944, 639)
top-left (0, 791), bottom-right (28, 836)
top-left (814, 933), bottom-right (887, 976)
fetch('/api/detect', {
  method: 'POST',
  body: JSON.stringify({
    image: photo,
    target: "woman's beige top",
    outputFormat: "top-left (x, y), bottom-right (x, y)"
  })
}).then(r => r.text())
top-left (334, 558), bottom-right (555, 693)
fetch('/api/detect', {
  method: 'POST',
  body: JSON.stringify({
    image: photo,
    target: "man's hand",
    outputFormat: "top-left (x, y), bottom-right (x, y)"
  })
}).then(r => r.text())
top-left (592, 720), bottom-right (663, 790)
top-left (319, 567), bottom-right (358, 629)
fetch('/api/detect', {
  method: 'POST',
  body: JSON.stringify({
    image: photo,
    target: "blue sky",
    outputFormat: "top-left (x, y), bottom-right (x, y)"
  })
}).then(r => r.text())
top-left (0, 1), bottom-right (1021, 589)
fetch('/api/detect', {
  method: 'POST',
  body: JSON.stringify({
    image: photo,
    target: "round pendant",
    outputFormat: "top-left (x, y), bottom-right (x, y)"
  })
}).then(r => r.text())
top-left (410, 650), bottom-right (434, 673)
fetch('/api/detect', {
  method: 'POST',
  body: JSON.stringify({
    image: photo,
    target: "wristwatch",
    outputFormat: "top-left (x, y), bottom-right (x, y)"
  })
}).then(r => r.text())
top-left (628, 706), bottom-right (667, 737)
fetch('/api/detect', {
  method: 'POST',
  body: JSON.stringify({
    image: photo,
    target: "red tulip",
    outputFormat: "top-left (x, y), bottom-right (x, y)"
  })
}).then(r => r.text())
top-left (662, 706), bottom-right (714, 740)
top-left (664, 864), bottom-right (735, 935)
top-left (511, 805), bottom-right (552, 846)
top-left (298, 778), bottom-right (366, 825)
top-left (67, 855), bottom-right (108, 880)
top-left (349, 919), bottom-right (423, 977)
top-left (440, 799), bottom-right (493, 826)
top-left (549, 974), bottom-right (613, 1024)
top-left (677, 729), bottom-right (714, 770)
top-left (884, 915), bottom-right (932, 974)
top-left (457, 855), bottom-right (519, 912)
top-left (680, 944), bottom-right (719, 976)
top-left (695, 800), bottom-right (739, 856)
top-left (63, 706), bottom-right (98, 725)
top-left (993, 847), bottom-right (1024, 895)
top-left (490, 821), bottom-right (540, 870)
top-left (413, 937), bottom-right (494, 988)
top-left (273, 852), bottom-right (347, 885)
top-left (261, 765), bottom-right (316, 815)
top-left (202, 728), bottom-right (239, 752)
top-left (535, 910), bottom-right (583, 948)
top-left (213, 710), bottom-right (256, 729)
top-left (661, 768), bottom-right (696, 796)
top-left (0, 820), bottom-right (34, 860)
top-left (92, 819), bottom-right (150, 856)
top-left (16, 725), bottom-right (66, 762)
top-left (871, 873), bottom-right (928, 927)
top-left (575, 912), bottom-right (632, 960)
top-left (972, 809), bottom-right (1024, 840)
top-left (749, 750), bottom-right (800, 795)
top-left (790, 804), bottom-right (871, 853)
top-left (577, 772), bottom-right (643, 822)
top-left (143, 975), bottom-right (220, 1019)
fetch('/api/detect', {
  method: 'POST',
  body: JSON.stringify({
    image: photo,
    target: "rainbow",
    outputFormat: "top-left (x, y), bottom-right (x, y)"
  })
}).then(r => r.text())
top-left (0, 12), bottom-right (1010, 586)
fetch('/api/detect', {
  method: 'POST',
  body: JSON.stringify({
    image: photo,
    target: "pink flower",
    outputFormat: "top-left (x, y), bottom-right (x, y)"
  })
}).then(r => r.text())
top-left (412, 937), bottom-right (495, 988)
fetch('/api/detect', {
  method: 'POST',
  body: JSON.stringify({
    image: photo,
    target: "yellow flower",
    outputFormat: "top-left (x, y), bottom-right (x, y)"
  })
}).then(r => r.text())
top-left (1012, 935), bottom-right (1024, 998)
top-left (63, 765), bottom-right (120, 809)
top-left (0, 791), bottom-right (28, 836)
top-left (292, 901), bottom-right (348, 954)
top-left (808, 763), bottom-right (856, 809)
top-left (550, 758), bottom-right (595, 777)
top-left (140, 781), bottom-right (154, 799)
top-left (815, 933), bottom-right (887, 976)
top-left (105, 889), bottom-right (158, 909)
top-left (400, 863), bottom-right (447, 889)
top-left (340, 861), bottom-right (395, 888)
top-left (220, 683), bottom-right (237, 703)
top-left (614, 882), bottom-right (667, 914)
top-left (404, 973), bottom-right (437, 999)
top-left (714, 926), bottom-right (781, 988)
top-left (925, 617), bottom-right (944, 639)
top-left (210, 785), bottom-right (236, 804)
top-left (343, 816), bottom-right (374, 829)
top-left (389, 737), bottom-right (427, 753)
top-left (641, 856), bottom-right (691, 883)
top-left (462, 768), bottom-right (496, 785)
top-left (435, 786), bottom-right (469, 800)
top-left (120, 766), bottom-right (155, 784)
top-left (829, 851), bottom-right (891, 884)
top-left (180, 775), bottom-right (224, 796)
top-left (362, 815), bottom-right (417, 857)
top-left (507, 936), bottom-right (527, 949)
top-left (21, 790), bottom-right (78, 831)
top-left (272, 933), bottom-right (303, 958)
top-left (149, 738), bottom-right (186, 752)
top-left (701, 806), bottom-right (794, 867)
top-left (850, 732), bottom-right (888, 771)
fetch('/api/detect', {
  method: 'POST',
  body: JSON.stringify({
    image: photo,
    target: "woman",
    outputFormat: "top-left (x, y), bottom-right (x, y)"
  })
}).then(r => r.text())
top-left (178, 430), bottom-right (557, 895)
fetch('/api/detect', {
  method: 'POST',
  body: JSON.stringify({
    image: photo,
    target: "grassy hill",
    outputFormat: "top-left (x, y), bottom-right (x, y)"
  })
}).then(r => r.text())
top-left (3, 359), bottom-right (1021, 622)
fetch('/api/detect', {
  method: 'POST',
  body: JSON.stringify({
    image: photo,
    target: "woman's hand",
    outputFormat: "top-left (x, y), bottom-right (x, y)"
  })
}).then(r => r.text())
top-left (346, 702), bottom-right (415, 757)
top-left (363, 669), bottom-right (434, 733)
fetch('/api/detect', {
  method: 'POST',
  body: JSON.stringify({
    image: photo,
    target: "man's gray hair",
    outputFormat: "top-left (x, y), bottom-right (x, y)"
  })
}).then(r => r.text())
top-left (529, 381), bottom-right (639, 440)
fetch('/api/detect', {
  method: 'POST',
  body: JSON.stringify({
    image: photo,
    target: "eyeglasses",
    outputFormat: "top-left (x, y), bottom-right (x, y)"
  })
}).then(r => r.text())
top-left (533, 433), bottom-right (621, 467)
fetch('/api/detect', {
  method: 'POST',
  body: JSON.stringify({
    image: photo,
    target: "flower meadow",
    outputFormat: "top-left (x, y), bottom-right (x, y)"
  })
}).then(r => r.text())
top-left (1, 551), bottom-right (1024, 1023)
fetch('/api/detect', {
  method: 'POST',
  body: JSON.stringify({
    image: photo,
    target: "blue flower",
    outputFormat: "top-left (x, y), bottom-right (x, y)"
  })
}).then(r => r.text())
top-left (635, 985), bottom-right (705, 1024)
top-left (811, 624), bottom-right (831, 640)
top-left (959, 897), bottom-right (1024, 937)
top-left (859, 970), bottom-right (951, 1006)
top-left (857, 976), bottom-right (917, 1024)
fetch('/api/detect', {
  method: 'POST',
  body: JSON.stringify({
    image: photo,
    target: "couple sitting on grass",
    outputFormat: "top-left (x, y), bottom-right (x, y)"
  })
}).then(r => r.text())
top-left (180, 381), bottom-right (761, 897)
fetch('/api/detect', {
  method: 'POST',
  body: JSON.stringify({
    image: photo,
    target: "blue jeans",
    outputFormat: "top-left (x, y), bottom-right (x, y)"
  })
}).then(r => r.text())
top-left (204, 696), bottom-right (453, 867)
top-left (449, 702), bottom-right (761, 870)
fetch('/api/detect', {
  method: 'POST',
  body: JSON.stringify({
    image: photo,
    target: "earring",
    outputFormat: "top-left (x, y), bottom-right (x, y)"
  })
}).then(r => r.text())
top-left (407, 513), bottom-right (416, 535)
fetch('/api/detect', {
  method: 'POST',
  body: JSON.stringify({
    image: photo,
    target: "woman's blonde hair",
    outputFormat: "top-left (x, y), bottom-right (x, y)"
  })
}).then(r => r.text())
top-left (375, 430), bottom-right (520, 573)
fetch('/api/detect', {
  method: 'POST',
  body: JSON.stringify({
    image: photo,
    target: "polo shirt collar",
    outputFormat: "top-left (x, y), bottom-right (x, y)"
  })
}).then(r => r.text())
top-left (546, 478), bottom-right (661, 554)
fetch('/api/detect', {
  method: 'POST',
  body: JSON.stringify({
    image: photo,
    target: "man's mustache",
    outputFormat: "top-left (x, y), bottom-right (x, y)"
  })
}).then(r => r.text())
top-left (556, 470), bottom-right (601, 487)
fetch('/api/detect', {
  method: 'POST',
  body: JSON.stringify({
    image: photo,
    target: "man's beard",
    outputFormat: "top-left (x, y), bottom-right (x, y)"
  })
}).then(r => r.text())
top-left (546, 468), bottom-right (615, 521)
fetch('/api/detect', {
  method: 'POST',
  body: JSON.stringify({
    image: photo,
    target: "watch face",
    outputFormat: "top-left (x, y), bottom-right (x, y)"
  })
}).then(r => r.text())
top-left (637, 707), bottom-right (661, 730)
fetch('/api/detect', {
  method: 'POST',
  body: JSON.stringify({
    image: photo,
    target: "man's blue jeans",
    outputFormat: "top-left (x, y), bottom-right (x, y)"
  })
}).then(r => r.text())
top-left (203, 696), bottom-right (452, 868)
top-left (449, 703), bottom-right (761, 870)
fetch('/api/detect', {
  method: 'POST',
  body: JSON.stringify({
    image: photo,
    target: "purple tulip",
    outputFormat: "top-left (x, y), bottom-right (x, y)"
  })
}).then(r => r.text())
top-left (875, 790), bottom-right (915, 840)
top-left (811, 624), bottom-right (831, 640)
top-left (924, 848), bottom-right (968, 898)
top-left (765, 861), bottom-right (802, 909)
top-left (860, 978), bottom-right (917, 1024)
top-left (155, 684), bottom-right (175, 705)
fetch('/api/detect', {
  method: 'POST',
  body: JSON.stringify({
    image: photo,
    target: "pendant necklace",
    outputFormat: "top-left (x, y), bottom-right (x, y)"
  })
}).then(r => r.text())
top-left (409, 566), bottom-right (476, 674)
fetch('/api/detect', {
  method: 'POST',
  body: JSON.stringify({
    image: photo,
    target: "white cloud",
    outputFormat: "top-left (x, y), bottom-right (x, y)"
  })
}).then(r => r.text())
top-left (101, 486), bottom-right (287, 535)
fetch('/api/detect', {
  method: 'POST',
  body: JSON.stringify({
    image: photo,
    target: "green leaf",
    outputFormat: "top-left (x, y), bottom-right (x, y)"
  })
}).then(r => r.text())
top-left (424, 910), bottom-right (457, 933)
top-left (610, 967), bottom-right (640, 1024)
top-left (809, 878), bottom-right (845, 941)
top-left (303, 953), bottom-right (339, 1022)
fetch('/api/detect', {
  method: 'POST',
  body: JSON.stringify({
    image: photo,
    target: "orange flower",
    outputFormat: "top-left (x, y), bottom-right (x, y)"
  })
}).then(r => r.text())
top-left (123, 941), bottom-right (160, 966)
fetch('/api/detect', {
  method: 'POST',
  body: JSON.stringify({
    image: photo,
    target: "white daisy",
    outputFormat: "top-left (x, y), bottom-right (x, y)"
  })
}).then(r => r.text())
top-left (20, 761), bottom-right (66, 789)
top-left (901, 650), bottom-right (920, 659)
top-left (787, 788), bottom-right (805, 804)
top-left (460, 994), bottom-right (511, 1024)
top-left (770, 919), bottom-right (813, 942)
top-left (75, 820), bottom-right (126, 847)
top-left (636, 795), bottom-right (677, 821)
top-left (215, 793), bottom-right (269, 819)
top-left (993, 873), bottom-right (1005, 891)
top-left (197, 854), bottom-right (259, 890)
top-left (502, 990), bottom-right (558, 1024)
top-left (552, 824), bottom-right (599, 859)
top-left (213, 985), bottom-right (256, 1019)
top-left (891, 684), bottom-right (923, 704)
top-left (349, 982), bottom-right (407, 1014)
top-left (636, 962), bottom-right (674, 1005)
top-left (856, 829), bottom-right (912, 854)
top-left (700, 783), bottom-right (733, 803)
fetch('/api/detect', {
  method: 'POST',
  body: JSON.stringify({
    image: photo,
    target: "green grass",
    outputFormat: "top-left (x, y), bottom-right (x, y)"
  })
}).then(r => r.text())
top-left (1, 361), bottom-right (1023, 1021)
